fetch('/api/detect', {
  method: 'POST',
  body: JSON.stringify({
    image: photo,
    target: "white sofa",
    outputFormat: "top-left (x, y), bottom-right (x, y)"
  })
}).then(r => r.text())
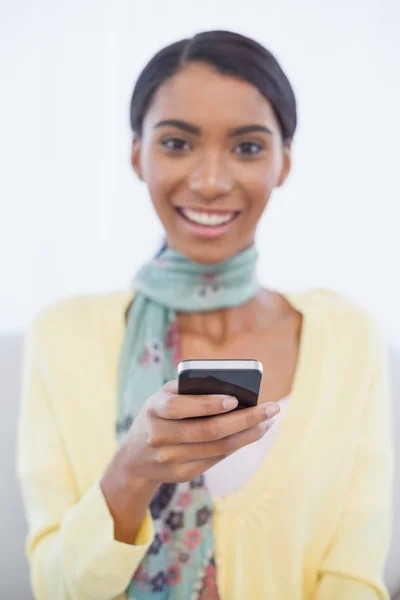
top-left (0, 334), bottom-right (399, 599)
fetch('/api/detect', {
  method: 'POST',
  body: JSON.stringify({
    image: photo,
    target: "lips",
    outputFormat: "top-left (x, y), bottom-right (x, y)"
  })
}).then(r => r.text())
top-left (175, 206), bottom-right (241, 239)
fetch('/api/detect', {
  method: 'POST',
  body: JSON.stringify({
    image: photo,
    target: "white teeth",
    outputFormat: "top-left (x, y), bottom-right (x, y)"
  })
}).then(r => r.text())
top-left (181, 208), bottom-right (235, 226)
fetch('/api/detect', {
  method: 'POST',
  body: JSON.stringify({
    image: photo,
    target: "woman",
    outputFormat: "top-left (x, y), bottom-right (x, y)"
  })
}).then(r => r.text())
top-left (18, 30), bottom-right (392, 600)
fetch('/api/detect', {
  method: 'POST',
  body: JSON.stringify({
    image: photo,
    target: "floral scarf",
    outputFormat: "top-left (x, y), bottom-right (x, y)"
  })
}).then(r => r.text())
top-left (117, 246), bottom-right (259, 599)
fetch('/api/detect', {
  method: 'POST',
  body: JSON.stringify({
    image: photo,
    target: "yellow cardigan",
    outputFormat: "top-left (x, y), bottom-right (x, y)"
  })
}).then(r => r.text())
top-left (17, 289), bottom-right (393, 600)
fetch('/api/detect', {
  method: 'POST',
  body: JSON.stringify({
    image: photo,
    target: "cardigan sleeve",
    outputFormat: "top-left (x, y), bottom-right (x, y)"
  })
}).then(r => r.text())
top-left (16, 316), bottom-right (154, 600)
top-left (315, 327), bottom-right (393, 600)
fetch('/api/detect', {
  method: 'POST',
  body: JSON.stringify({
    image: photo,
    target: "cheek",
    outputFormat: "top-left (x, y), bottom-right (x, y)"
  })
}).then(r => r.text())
top-left (236, 162), bottom-right (279, 215)
top-left (141, 149), bottom-right (184, 207)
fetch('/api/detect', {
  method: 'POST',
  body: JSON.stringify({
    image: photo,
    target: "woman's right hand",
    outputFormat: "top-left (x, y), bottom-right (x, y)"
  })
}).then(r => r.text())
top-left (100, 380), bottom-right (279, 543)
top-left (121, 379), bottom-right (279, 484)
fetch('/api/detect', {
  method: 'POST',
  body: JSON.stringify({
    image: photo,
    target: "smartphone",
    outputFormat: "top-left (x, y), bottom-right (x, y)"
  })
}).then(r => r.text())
top-left (177, 359), bottom-right (263, 410)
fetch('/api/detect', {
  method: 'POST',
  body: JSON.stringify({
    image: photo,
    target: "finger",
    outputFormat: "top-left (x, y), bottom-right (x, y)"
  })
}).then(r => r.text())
top-left (169, 401), bottom-right (280, 443)
top-left (150, 388), bottom-right (239, 420)
top-left (162, 379), bottom-right (178, 395)
top-left (157, 419), bottom-right (276, 464)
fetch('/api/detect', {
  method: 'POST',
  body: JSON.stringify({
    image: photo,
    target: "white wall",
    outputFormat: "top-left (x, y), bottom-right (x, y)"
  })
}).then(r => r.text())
top-left (1, 0), bottom-right (400, 348)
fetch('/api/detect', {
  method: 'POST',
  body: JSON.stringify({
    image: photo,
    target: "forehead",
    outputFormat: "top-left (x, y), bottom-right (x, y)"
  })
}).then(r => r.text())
top-left (143, 62), bottom-right (278, 131)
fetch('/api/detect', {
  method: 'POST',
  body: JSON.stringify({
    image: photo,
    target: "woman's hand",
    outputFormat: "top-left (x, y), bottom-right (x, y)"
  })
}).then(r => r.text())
top-left (101, 380), bottom-right (279, 543)
top-left (121, 379), bottom-right (279, 484)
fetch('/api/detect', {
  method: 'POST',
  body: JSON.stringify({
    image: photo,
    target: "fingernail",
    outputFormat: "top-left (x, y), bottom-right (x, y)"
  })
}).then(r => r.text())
top-left (265, 403), bottom-right (280, 418)
top-left (223, 396), bottom-right (238, 410)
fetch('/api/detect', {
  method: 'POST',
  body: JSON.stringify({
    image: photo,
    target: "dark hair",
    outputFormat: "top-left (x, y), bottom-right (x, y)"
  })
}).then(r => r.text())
top-left (130, 30), bottom-right (297, 144)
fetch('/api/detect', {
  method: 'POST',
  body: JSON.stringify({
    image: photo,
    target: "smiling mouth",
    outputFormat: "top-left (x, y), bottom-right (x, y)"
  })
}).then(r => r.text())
top-left (176, 207), bottom-right (240, 227)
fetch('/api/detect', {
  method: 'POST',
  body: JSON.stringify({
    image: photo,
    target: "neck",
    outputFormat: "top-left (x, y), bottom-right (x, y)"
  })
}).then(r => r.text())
top-left (178, 289), bottom-right (279, 346)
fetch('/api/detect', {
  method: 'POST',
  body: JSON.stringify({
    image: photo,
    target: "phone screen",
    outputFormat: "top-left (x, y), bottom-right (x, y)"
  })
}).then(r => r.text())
top-left (179, 368), bottom-right (262, 409)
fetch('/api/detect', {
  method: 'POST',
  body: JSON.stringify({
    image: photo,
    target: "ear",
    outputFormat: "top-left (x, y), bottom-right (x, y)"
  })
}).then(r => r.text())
top-left (277, 143), bottom-right (292, 188)
top-left (131, 136), bottom-right (144, 181)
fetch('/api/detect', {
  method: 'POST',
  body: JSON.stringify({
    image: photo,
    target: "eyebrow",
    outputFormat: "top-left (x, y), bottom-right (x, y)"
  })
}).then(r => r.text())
top-left (154, 119), bottom-right (273, 137)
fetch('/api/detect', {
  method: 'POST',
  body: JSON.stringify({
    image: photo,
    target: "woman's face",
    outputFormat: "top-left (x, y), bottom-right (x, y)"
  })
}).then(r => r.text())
top-left (132, 63), bottom-right (291, 264)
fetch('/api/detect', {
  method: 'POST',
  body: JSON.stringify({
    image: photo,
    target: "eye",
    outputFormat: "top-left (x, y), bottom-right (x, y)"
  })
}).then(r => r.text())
top-left (234, 141), bottom-right (264, 156)
top-left (161, 137), bottom-right (191, 152)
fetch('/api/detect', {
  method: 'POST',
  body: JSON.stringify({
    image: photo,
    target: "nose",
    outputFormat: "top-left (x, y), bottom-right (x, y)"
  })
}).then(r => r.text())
top-left (188, 150), bottom-right (233, 201)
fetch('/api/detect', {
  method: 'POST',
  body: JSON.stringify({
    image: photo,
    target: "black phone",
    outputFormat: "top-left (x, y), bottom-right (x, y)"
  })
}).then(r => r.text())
top-left (177, 359), bottom-right (263, 410)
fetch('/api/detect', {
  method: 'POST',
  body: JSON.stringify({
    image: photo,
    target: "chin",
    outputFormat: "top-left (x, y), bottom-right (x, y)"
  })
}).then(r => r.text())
top-left (168, 237), bottom-right (250, 265)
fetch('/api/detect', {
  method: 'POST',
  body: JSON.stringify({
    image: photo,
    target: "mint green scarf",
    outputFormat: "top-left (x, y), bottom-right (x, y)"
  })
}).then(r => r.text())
top-left (117, 246), bottom-right (259, 600)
